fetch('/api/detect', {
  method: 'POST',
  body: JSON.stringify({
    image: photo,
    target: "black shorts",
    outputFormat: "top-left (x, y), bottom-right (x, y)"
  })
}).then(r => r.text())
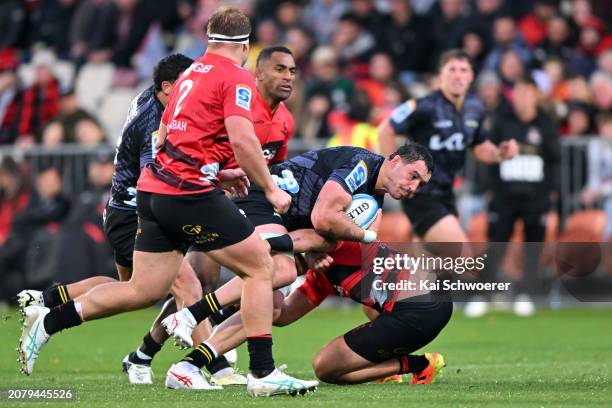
top-left (344, 298), bottom-right (453, 363)
top-left (232, 185), bottom-right (285, 227)
top-left (401, 192), bottom-right (458, 237)
top-left (103, 205), bottom-right (138, 267)
top-left (134, 189), bottom-right (255, 253)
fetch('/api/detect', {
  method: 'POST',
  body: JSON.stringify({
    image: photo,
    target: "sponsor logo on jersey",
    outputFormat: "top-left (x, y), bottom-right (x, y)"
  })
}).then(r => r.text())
top-left (192, 63), bottom-right (213, 73)
top-left (434, 120), bottom-right (453, 128)
top-left (235, 84), bottom-right (252, 111)
top-left (390, 101), bottom-right (414, 124)
top-left (345, 160), bottom-right (368, 193)
top-left (527, 127), bottom-right (542, 145)
top-left (465, 119), bottom-right (479, 128)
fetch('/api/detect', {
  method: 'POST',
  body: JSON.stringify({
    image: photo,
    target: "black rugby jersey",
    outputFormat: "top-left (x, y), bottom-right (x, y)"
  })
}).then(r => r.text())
top-left (389, 90), bottom-right (487, 196)
top-left (109, 86), bottom-right (162, 210)
top-left (270, 146), bottom-right (385, 230)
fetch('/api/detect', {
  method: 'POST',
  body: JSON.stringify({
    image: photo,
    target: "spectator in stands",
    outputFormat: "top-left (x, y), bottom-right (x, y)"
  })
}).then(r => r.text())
top-left (302, 0), bottom-right (349, 44)
top-left (0, 1), bottom-right (27, 49)
top-left (571, 18), bottom-right (612, 76)
top-left (532, 14), bottom-right (575, 68)
top-left (590, 71), bottom-right (612, 115)
top-left (378, 0), bottom-right (432, 82)
top-left (356, 53), bottom-right (397, 115)
top-left (566, 74), bottom-right (592, 103)
top-left (0, 157), bottom-right (29, 245)
top-left (7, 50), bottom-right (61, 146)
top-left (0, 48), bottom-right (21, 144)
top-left (518, 0), bottom-right (558, 48)
top-left (26, 0), bottom-right (78, 57)
top-left (464, 0), bottom-right (509, 46)
top-left (247, 19), bottom-right (280, 72)
top-left (284, 25), bottom-right (315, 78)
top-left (430, 0), bottom-right (469, 55)
top-left (461, 29), bottom-right (488, 74)
top-left (0, 166), bottom-right (70, 294)
top-left (350, 0), bottom-right (387, 47)
top-left (326, 90), bottom-right (379, 152)
top-left (331, 12), bottom-right (376, 78)
top-left (476, 70), bottom-right (510, 120)
top-left (301, 46), bottom-right (354, 141)
top-left (562, 100), bottom-right (596, 137)
top-left (483, 15), bottom-right (532, 72)
top-left (598, 49), bottom-right (612, 76)
top-left (541, 57), bottom-right (569, 105)
top-left (498, 49), bottom-right (527, 102)
top-left (275, 1), bottom-right (303, 39)
top-left (581, 113), bottom-right (612, 242)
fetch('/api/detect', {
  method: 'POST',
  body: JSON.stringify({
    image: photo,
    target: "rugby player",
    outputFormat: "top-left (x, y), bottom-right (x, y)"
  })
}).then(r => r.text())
top-left (378, 49), bottom-right (518, 244)
top-left (161, 143), bottom-right (435, 382)
top-left (169, 235), bottom-right (452, 387)
top-left (125, 45), bottom-right (298, 388)
top-left (18, 7), bottom-right (317, 397)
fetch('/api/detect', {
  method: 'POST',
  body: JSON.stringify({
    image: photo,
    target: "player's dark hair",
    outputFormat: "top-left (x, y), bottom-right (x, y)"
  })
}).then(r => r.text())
top-left (207, 6), bottom-right (251, 38)
top-left (390, 142), bottom-right (435, 175)
top-left (153, 54), bottom-right (194, 92)
top-left (256, 46), bottom-right (293, 68)
top-left (438, 49), bottom-right (473, 73)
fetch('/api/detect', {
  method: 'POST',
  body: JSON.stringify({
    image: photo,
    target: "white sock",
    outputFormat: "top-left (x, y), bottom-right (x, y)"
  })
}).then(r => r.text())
top-left (212, 367), bottom-right (234, 379)
top-left (74, 302), bottom-right (83, 320)
top-left (136, 349), bottom-right (152, 361)
top-left (203, 341), bottom-right (218, 359)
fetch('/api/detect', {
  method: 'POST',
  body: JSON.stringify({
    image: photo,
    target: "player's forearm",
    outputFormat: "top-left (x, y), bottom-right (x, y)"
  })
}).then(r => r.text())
top-left (289, 229), bottom-right (337, 253)
top-left (231, 134), bottom-right (276, 192)
top-left (313, 212), bottom-right (366, 243)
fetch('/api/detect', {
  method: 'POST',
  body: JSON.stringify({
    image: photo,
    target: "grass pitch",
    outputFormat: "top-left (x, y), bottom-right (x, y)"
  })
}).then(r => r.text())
top-left (1, 307), bottom-right (611, 407)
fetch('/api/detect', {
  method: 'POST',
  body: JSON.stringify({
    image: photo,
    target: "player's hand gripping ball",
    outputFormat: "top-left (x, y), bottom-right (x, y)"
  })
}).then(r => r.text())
top-left (346, 194), bottom-right (379, 229)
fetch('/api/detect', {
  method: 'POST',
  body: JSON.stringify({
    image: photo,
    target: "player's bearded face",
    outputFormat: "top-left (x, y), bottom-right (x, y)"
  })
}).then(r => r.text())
top-left (440, 59), bottom-right (474, 97)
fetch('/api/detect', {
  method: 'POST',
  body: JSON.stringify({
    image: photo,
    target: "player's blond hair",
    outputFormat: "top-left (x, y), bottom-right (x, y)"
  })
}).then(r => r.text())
top-left (207, 6), bottom-right (251, 38)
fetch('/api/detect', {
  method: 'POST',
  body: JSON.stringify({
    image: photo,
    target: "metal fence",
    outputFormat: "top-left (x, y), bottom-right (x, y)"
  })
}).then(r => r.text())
top-left (0, 137), bottom-right (609, 225)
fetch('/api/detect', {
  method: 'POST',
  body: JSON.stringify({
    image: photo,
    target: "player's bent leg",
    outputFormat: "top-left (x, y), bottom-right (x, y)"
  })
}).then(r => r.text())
top-left (313, 336), bottom-right (399, 384)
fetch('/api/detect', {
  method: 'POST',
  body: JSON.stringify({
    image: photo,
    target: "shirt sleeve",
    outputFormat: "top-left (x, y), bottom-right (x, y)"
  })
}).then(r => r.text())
top-left (471, 112), bottom-right (490, 147)
top-left (222, 69), bottom-right (256, 121)
top-left (328, 154), bottom-right (382, 194)
top-left (388, 99), bottom-right (422, 136)
top-left (296, 270), bottom-right (332, 306)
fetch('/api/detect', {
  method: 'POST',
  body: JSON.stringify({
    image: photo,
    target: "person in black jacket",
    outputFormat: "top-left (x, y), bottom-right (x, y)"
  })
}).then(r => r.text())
top-left (479, 77), bottom-right (560, 317)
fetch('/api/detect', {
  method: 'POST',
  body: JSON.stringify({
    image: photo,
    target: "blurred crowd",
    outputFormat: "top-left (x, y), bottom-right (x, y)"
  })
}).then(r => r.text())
top-left (1, 0), bottom-right (612, 303)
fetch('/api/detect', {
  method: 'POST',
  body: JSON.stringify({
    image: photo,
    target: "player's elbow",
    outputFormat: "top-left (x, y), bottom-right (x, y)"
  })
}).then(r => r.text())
top-left (311, 210), bottom-right (333, 238)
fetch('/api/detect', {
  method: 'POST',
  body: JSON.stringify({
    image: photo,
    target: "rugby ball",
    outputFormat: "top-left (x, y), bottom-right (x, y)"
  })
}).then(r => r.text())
top-left (346, 194), bottom-right (379, 229)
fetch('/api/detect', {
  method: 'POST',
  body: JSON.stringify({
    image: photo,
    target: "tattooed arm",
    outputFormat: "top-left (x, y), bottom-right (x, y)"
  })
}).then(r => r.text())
top-left (310, 180), bottom-right (368, 242)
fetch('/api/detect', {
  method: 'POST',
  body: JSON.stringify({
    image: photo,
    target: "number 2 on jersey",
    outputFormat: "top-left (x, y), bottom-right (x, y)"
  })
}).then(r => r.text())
top-left (172, 79), bottom-right (193, 120)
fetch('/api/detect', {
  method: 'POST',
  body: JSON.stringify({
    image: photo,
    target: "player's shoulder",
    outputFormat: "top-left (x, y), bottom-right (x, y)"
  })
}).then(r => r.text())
top-left (463, 92), bottom-right (486, 113)
top-left (277, 102), bottom-right (295, 128)
top-left (122, 86), bottom-right (160, 133)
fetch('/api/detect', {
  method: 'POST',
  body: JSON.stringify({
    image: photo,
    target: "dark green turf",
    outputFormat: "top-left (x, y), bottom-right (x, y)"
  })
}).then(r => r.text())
top-left (1, 307), bottom-right (610, 407)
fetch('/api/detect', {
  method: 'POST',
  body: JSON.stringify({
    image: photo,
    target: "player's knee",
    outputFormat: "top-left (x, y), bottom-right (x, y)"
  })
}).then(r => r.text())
top-left (312, 354), bottom-right (339, 384)
top-left (172, 270), bottom-right (202, 305)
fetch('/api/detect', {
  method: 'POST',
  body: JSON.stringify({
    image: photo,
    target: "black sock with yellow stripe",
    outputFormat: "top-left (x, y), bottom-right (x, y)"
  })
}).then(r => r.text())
top-left (43, 284), bottom-right (70, 308)
top-left (187, 293), bottom-right (221, 323)
top-left (182, 342), bottom-right (217, 369)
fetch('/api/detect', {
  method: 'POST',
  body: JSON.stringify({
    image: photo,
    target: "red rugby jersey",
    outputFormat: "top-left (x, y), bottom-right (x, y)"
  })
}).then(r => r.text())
top-left (138, 52), bottom-right (256, 195)
top-left (297, 242), bottom-right (409, 312)
top-left (225, 89), bottom-right (294, 169)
